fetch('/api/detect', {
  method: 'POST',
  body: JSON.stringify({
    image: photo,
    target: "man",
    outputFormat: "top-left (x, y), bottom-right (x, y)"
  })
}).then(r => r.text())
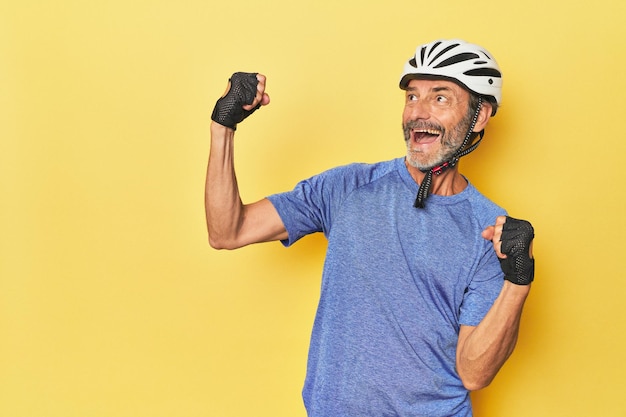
top-left (205, 39), bottom-right (535, 416)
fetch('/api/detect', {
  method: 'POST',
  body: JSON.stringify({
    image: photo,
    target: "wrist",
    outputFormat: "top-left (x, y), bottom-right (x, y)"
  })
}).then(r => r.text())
top-left (211, 121), bottom-right (235, 137)
top-left (502, 280), bottom-right (531, 298)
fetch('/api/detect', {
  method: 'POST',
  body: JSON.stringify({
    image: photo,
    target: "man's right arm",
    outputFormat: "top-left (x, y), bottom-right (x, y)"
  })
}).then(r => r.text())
top-left (205, 74), bottom-right (288, 250)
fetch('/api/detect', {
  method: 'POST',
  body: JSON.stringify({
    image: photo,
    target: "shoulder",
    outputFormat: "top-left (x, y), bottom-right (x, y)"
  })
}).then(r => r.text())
top-left (268, 158), bottom-right (402, 209)
top-left (315, 158), bottom-right (401, 188)
top-left (320, 158), bottom-right (399, 176)
top-left (464, 182), bottom-right (507, 228)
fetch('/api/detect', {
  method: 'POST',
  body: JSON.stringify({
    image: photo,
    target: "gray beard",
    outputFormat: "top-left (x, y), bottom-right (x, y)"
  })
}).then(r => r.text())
top-left (403, 113), bottom-right (473, 171)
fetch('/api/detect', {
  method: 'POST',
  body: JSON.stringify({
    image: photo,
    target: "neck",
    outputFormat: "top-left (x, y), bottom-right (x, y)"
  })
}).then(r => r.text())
top-left (405, 159), bottom-right (468, 196)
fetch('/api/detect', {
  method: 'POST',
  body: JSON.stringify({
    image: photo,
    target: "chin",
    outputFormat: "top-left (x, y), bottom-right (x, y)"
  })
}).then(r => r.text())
top-left (406, 153), bottom-right (432, 170)
top-left (406, 147), bottom-right (440, 170)
top-left (406, 143), bottom-right (459, 170)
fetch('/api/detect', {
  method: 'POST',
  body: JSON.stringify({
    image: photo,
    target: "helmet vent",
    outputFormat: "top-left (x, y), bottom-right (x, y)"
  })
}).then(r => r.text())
top-left (434, 52), bottom-right (480, 68)
top-left (420, 46), bottom-right (427, 64)
top-left (463, 68), bottom-right (502, 78)
top-left (426, 42), bottom-right (442, 58)
top-left (428, 43), bottom-right (460, 65)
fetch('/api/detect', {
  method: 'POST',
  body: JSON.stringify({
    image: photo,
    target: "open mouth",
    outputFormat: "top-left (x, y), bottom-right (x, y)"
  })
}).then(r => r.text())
top-left (412, 128), bottom-right (442, 144)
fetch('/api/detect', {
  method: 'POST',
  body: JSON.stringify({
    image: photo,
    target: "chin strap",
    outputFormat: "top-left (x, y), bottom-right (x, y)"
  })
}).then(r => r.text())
top-left (413, 98), bottom-right (484, 209)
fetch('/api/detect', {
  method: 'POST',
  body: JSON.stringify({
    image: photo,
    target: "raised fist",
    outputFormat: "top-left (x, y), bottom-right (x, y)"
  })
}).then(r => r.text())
top-left (498, 216), bottom-right (535, 285)
top-left (211, 72), bottom-right (264, 130)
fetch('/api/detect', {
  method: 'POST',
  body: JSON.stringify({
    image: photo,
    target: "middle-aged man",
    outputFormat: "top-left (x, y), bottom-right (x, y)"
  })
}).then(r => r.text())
top-left (205, 39), bottom-right (536, 416)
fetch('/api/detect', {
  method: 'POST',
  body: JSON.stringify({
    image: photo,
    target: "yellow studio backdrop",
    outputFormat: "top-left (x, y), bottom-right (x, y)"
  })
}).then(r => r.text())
top-left (1, 0), bottom-right (625, 416)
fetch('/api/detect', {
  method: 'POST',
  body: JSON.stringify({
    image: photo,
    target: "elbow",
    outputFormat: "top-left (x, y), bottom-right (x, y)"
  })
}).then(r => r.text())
top-left (208, 229), bottom-right (251, 249)
top-left (457, 359), bottom-right (498, 391)
top-left (460, 373), bottom-right (494, 392)
top-left (206, 222), bottom-right (238, 249)
top-left (208, 234), bottom-right (238, 250)
top-left (208, 238), bottom-right (225, 250)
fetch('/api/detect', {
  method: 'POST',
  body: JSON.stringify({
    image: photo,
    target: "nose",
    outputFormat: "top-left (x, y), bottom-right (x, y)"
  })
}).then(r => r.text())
top-left (404, 100), bottom-right (431, 121)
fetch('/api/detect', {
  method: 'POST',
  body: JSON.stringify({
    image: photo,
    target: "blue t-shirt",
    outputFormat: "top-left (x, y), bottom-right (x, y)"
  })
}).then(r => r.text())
top-left (267, 157), bottom-right (506, 417)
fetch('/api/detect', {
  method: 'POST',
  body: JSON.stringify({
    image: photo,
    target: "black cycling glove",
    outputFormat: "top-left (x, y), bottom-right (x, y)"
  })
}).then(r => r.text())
top-left (499, 216), bottom-right (535, 285)
top-left (211, 72), bottom-right (261, 130)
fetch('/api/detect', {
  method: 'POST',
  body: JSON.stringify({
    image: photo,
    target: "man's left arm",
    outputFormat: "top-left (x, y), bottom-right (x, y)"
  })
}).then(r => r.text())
top-left (456, 215), bottom-right (535, 391)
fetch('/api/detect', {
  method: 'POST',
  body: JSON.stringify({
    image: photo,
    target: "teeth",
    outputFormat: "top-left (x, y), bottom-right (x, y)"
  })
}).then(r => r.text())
top-left (414, 129), bottom-right (441, 135)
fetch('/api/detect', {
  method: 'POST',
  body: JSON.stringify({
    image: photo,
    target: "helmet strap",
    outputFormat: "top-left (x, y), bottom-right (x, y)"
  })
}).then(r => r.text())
top-left (413, 97), bottom-right (484, 208)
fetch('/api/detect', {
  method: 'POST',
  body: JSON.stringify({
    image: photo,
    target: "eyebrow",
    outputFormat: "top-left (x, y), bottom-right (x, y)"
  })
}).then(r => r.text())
top-left (406, 85), bottom-right (454, 93)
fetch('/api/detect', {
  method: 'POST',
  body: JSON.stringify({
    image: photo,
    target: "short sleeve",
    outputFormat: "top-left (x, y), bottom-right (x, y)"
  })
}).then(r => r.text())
top-left (267, 176), bottom-right (328, 247)
top-left (458, 239), bottom-right (504, 326)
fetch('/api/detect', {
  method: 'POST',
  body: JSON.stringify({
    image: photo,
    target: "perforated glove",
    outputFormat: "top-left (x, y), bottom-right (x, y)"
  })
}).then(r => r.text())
top-left (211, 72), bottom-right (261, 130)
top-left (499, 216), bottom-right (535, 285)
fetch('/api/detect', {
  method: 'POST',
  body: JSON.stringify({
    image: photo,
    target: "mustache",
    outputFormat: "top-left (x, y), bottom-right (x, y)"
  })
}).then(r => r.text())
top-left (403, 120), bottom-right (446, 139)
top-left (404, 120), bottom-right (444, 131)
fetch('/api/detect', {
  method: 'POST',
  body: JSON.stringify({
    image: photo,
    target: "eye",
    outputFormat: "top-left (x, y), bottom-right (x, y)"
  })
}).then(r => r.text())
top-left (407, 94), bottom-right (418, 101)
top-left (436, 95), bottom-right (448, 103)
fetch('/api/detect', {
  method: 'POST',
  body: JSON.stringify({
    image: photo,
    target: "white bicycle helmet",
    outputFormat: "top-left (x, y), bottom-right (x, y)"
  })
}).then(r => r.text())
top-left (399, 39), bottom-right (502, 115)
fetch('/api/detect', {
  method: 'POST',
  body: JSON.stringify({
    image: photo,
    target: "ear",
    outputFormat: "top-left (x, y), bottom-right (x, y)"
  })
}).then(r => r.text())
top-left (473, 101), bottom-right (493, 133)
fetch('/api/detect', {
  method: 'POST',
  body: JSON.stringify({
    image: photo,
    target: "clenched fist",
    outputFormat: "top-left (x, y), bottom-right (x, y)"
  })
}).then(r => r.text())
top-left (211, 72), bottom-right (270, 130)
top-left (483, 216), bottom-right (535, 285)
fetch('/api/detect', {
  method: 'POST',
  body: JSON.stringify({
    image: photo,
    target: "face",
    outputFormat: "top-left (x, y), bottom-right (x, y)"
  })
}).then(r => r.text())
top-left (402, 79), bottom-right (473, 170)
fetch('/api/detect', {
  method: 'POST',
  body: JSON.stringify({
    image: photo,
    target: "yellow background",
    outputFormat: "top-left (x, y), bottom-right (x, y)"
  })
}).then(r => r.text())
top-left (1, 0), bottom-right (625, 416)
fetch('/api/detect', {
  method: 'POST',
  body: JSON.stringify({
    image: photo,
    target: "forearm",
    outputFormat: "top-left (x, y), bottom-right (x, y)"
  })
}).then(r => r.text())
top-left (456, 281), bottom-right (530, 390)
top-left (205, 122), bottom-right (244, 249)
